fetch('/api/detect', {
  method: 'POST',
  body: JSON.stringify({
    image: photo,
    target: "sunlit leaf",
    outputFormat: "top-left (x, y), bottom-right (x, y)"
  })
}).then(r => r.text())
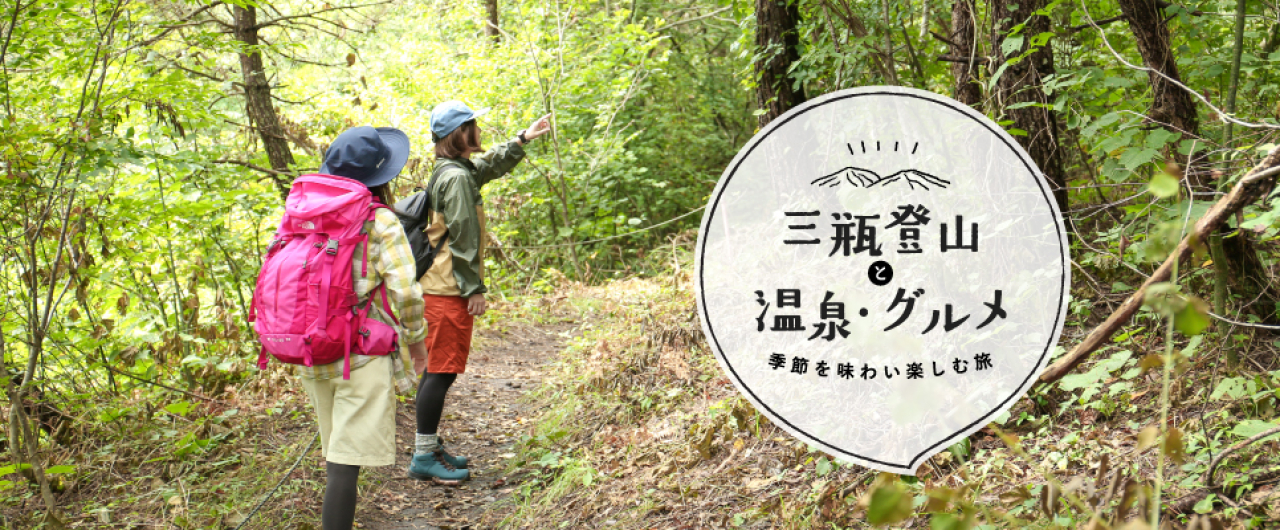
top-left (1193, 494), bottom-right (1217, 514)
top-left (1230, 420), bottom-right (1280, 440)
top-left (1148, 170), bottom-right (1180, 198)
top-left (165, 401), bottom-right (195, 416)
top-left (45, 465), bottom-right (76, 475)
top-left (1174, 297), bottom-right (1210, 336)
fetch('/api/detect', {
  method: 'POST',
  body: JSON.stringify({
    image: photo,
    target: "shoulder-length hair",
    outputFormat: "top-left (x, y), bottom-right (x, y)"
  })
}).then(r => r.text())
top-left (433, 120), bottom-right (483, 159)
top-left (368, 184), bottom-right (393, 205)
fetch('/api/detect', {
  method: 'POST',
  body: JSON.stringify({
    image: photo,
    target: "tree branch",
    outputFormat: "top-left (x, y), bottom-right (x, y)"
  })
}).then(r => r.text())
top-left (1208, 426), bottom-right (1280, 489)
top-left (1066, 14), bottom-right (1127, 33)
top-left (117, 1), bottom-right (229, 55)
top-left (936, 54), bottom-right (998, 65)
top-left (103, 365), bottom-right (231, 405)
top-left (268, 18), bottom-right (348, 41)
top-left (214, 158), bottom-right (295, 177)
top-left (154, 53), bottom-right (232, 84)
top-left (928, 30), bottom-right (958, 48)
top-left (651, 6), bottom-right (731, 32)
top-left (252, 0), bottom-right (391, 29)
top-left (258, 35), bottom-right (344, 67)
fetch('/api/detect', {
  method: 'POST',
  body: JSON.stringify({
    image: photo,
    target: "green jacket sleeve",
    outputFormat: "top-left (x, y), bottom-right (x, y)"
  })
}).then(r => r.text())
top-left (472, 139), bottom-right (526, 186)
top-left (435, 170), bottom-right (488, 298)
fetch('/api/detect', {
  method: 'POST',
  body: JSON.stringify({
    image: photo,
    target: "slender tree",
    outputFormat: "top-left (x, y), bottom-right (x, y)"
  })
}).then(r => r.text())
top-left (754, 0), bottom-right (806, 127)
top-left (233, 4), bottom-right (295, 198)
top-left (993, 0), bottom-right (1068, 219)
top-left (484, 0), bottom-right (500, 43)
top-left (1115, 0), bottom-right (1204, 186)
top-left (948, 0), bottom-right (981, 106)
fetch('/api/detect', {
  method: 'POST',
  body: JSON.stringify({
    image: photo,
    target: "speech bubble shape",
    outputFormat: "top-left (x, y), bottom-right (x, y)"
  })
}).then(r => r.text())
top-left (695, 87), bottom-right (1069, 473)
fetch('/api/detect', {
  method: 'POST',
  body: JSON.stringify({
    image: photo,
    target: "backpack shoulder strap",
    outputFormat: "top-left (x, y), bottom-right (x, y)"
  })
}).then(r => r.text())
top-left (359, 202), bottom-right (393, 277)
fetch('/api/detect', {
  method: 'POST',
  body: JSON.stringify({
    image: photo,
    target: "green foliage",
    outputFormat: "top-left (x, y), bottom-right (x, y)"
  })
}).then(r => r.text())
top-left (6, 0), bottom-right (1280, 525)
top-left (865, 475), bottom-right (913, 526)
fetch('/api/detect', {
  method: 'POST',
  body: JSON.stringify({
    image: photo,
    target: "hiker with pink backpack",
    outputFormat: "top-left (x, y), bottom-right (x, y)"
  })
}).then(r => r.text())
top-left (250, 126), bottom-right (427, 530)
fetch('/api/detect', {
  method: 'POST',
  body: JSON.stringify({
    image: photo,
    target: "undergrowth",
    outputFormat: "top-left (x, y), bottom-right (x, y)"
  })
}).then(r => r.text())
top-left (498, 243), bottom-right (1280, 529)
top-left (3, 245), bottom-right (1279, 528)
top-left (0, 365), bottom-right (330, 528)
top-left (0, 289), bottom-right (579, 529)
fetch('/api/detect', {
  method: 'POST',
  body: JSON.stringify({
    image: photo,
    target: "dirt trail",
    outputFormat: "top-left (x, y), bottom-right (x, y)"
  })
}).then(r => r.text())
top-left (359, 320), bottom-right (578, 530)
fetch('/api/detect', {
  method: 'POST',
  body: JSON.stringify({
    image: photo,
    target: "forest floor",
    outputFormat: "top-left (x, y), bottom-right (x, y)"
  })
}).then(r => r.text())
top-left (0, 298), bottom-right (580, 530)
top-left (358, 318), bottom-right (579, 530)
top-left (8, 271), bottom-right (1280, 529)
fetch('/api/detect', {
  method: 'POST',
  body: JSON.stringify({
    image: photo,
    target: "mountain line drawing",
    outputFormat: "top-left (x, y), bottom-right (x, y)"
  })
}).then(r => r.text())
top-left (810, 167), bottom-right (951, 191)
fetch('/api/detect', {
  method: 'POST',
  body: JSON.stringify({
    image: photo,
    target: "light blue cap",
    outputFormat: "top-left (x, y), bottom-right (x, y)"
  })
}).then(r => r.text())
top-left (430, 100), bottom-right (490, 140)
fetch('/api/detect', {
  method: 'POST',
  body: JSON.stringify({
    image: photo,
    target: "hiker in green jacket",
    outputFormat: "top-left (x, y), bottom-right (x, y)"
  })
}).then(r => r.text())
top-left (407, 101), bottom-right (552, 483)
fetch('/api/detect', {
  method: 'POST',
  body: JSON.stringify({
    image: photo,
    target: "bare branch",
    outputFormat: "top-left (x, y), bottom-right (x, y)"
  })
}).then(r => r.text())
top-left (155, 53), bottom-right (231, 83)
top-left (214, 158), bottom-right (295, 177)
top-left (651, 6), bottom-right (731, 32)
top-left (927, 30), bottom-right (958, 48)
top-left (936, 54), bottom-right (998, 65)
top-left (252, 0), bottom-right (391, 29)
top-left (1066, 14), bottom-right (1127, 33)
top-left (104, 365), bottom-right (231, 405)
top-left (117, 1), bottom-right (230, 55)
top-left (257, 34), bottom-right (344, 67)
top-left (1208, 425), bottom-right (1280, 489)
top-left (268, 18), bottom-right (349, 41)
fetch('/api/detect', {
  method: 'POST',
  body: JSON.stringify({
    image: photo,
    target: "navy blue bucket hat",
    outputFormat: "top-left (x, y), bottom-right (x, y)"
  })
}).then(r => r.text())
top-left (430, 100), bottom-right (490, 140)
top-left (320, 126), bottom-right (411, 188)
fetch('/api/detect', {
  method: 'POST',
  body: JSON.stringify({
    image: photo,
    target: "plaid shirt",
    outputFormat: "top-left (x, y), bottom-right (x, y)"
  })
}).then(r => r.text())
top-left (297, 207), bottom-right (426, 393)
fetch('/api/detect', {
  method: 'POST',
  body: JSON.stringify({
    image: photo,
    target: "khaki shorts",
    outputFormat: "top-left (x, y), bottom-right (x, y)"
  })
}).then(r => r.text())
top-left (299, 355), bottom-right (397, 466)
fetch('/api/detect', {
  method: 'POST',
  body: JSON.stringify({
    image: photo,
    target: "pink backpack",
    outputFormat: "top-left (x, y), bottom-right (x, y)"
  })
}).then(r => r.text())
top-left (249, 174), bottom-right (401, 379)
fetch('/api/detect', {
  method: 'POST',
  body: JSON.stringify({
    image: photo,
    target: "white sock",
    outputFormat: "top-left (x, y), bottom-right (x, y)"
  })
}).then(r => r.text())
top-left (415, 433), bottom-right (440, 456)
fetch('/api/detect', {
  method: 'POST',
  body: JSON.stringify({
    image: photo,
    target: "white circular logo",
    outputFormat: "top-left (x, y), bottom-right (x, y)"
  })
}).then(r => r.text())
top-left (696, 87), bottom-right (1069, 472)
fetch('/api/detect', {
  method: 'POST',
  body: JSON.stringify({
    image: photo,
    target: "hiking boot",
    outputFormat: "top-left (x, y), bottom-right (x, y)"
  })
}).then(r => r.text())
top-left (408, 451), bottom-right (470, 485)
top-left (438, 436), bottom-right (468, 469)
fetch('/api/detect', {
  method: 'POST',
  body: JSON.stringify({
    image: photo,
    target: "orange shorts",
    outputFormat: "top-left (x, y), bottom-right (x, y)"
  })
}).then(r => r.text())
top-left (423, 294), bottom-right (473, 374)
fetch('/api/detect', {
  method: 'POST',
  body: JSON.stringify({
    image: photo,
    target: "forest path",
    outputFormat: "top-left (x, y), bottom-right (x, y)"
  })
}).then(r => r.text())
top-left (358, 318), bottom-right (579, 530)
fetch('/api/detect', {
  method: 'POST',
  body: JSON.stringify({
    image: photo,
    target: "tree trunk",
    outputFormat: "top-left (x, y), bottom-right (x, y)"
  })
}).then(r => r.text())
top-left (484, 0), bottom-right (500, 43)
top-left (233, 5), bottom-right (294, 198)
top-left (993, 0), bottom-right (1068, 221)
top-left (949, 0), bottom-right (981, 106)
top-left (1116, 0), bottom-right (1204, 185)
top-left (755, 0), bottom-right (807, 128)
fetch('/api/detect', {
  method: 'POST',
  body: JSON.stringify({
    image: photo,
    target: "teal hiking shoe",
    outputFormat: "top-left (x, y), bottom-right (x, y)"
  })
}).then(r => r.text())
top-left (408, 451), bottom-right (470, 485)
top-left (438, 436), bottom-right (468, 469)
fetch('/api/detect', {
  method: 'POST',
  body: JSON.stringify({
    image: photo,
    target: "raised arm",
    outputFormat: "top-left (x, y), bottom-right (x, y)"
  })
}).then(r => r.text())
top-left (472, 140), bottom-right (526, 186)
top-left (472, 114), bottom-right (553, 186)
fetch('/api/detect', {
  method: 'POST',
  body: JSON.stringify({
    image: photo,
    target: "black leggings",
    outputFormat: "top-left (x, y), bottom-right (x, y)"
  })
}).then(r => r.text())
top-left (323, 462), bottom-right (359, 530)
top-left (416, 372), bottom-right (457, 435)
